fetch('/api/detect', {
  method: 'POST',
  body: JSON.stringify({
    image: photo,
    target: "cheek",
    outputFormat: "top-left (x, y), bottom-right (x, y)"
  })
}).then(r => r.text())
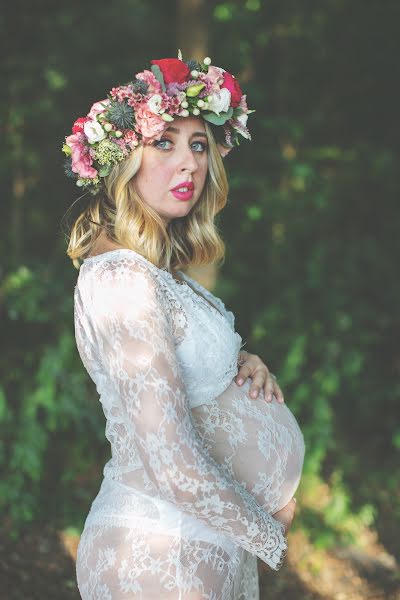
top-left (137, 160), bottom-right (171, 193)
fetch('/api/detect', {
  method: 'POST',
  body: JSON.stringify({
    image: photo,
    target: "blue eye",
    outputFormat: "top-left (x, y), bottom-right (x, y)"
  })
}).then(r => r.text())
top-left (191, 141), bottom-right (207, 153)
top-left (154, 139), bottom-right (172, 150)
top-left (153, 139), bottom-right (207, 153)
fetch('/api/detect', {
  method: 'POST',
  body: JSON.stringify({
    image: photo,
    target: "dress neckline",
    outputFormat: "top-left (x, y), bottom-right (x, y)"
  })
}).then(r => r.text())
top-left (82, 248), bottom-right (225, 319)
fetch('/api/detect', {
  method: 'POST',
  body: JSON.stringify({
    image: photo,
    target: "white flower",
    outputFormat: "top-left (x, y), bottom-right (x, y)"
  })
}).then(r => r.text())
top-left (207, 88), bottom-right (231, 115)
top-left (237, 113), bottom-right (248, 128)
top-left (147, 94), bottom-right (163, 114)
top-left (84, 119), bottom-right (106, 143)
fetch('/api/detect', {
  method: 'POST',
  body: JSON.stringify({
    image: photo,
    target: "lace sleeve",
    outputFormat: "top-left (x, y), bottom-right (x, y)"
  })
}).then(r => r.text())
top-left (89, 258), bottom-right (287, 570)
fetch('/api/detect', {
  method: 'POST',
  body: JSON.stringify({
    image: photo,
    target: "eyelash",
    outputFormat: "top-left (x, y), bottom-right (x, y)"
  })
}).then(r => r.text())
top-left (153, 139), bottom-right (207, 153)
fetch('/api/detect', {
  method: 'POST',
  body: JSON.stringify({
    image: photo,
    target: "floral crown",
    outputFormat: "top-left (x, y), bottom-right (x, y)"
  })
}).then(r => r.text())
top-left (62, 50), bottom-right (254, 194)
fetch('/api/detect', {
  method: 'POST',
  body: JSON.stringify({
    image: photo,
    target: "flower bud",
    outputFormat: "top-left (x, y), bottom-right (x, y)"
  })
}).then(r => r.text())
top-left (197, 99), bottom-right (205, 108)
top-left (186, 83), bottom-right (205, 97)
top-left (204, 102), bottom-right (209, 110)
top-left (203, 57), bottom-right (211, 66)
top-left (162, 113), bottom-right (174, 122)
top-left (191, 70), bottom-right (199, 78)
top-left (62, 143), bottom-right (72, 156)
top-left (115, 130), bottom-right (123, 138)
top-left (76, 179), bottom-right (84, 187)
top-left (181, 109), bottom-right (189, 117)
top-left (104, 123), bottom-right (113, 132)
top-left (181, 101), bottom-right (189, 109)
top-left (193, 108), bottom-right (200, 116)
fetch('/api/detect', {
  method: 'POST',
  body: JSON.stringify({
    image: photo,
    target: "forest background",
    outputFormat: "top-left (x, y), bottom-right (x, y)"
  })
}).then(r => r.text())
top-left (1, 1), bottom-right (399, 598)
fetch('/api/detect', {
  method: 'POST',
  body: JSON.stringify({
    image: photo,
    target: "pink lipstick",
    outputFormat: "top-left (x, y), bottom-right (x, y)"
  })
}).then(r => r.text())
top-left (170, 181), bottom-right (194, 201)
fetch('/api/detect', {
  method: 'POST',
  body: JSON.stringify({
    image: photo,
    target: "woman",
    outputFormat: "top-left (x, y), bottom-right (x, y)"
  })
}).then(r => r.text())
top-left (65, 52), bottom-right (304, 599)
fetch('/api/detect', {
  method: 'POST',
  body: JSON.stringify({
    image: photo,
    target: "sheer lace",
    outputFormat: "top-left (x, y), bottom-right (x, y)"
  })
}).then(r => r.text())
top-left (74, 249), bottom-right (304, 599)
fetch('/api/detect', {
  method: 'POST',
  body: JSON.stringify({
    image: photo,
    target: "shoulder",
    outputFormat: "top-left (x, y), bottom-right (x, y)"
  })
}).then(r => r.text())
top-left (79, 249), bottom-right (166, 314)
top-left (81, 249), bottom-right (157, 283)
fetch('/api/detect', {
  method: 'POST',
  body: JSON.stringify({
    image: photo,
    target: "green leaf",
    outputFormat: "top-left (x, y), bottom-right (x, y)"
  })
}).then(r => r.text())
top-left (99, 164), bottom-right (112, 177)
top-left (150, 65), bottom-right (166, 93)
top-left (202, 107), bottom-right (233, 125)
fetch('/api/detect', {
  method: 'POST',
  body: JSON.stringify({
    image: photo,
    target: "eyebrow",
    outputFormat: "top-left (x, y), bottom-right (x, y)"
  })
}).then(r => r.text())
top-left (165, 126), bottom-right (207, 139)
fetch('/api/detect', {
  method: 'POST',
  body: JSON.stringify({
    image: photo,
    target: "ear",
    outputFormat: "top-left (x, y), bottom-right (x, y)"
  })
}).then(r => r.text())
top-left (217, 142), bottom-right (233, 158)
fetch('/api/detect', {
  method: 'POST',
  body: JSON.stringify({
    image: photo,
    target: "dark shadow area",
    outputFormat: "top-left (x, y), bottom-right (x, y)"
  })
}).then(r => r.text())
top-left (0, 524), bottom-right (79, 600)
top-left (258, 560), bottom-right (324, 600)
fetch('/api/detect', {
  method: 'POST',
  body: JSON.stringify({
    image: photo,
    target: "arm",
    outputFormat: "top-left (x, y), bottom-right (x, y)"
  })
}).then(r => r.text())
top-left (90, 258), bottom-right (287, 570)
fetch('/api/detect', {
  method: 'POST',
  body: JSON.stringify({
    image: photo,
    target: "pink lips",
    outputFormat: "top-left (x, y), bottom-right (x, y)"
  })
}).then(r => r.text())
top-left (170, 181), bottom-right (194, 201)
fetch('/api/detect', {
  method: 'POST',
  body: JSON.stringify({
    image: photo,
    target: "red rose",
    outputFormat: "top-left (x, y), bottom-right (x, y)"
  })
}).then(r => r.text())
top-left (150, 58), bottom-right (190, 85)
top-left (72, 117), bottom-right (87, 134)
top-left (221, 71), bottom-right (243, 108)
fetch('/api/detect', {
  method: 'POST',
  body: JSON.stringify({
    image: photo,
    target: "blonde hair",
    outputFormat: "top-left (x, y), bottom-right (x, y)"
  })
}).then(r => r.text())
top-left (65, 121), bottom-right (229, 272)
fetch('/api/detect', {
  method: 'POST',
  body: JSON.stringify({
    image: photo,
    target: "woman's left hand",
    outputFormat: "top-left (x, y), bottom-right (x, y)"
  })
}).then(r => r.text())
top-left (236, 350), bottom-right (285, 403)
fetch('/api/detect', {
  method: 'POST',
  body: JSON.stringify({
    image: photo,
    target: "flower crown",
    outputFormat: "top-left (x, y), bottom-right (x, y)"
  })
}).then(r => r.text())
top-left (62, 50), bottom-right (254, 194)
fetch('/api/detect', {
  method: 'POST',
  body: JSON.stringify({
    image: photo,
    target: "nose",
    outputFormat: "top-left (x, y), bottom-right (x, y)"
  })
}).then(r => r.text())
top-left (177, 143), bottom-right (198, 173)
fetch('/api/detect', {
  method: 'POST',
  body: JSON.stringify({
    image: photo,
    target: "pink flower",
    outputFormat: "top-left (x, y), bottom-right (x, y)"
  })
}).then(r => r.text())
top-left (204, 66), bottom-right (224, 90)
top-left (121, 129), bottom-right (139, 149)
top-left (239, 94), bottom-right (248, 113)
top-left (110, 85), bottom-right (134, 102)
top-left (134, 104), bottom-right (166, 141)
top-left (65, 133), bottom-right (98, 179)
top-left (166, 95), bottom-right (182, 115)
top-left (87, 99), bottom-right (110, 120)
top-left (135, 70), bottom-right (162, 94)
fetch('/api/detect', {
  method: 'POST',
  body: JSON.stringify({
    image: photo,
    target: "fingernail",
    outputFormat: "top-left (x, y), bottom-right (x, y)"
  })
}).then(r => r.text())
top-left (251, 390), bottom-right (257, 398)
top-left (237, 378), bottom-right (243, 385)
top-left (267, 394), bottom-right (272, 401)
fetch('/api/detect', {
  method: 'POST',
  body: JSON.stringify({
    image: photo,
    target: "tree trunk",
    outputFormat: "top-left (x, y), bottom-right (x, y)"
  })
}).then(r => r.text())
top-left (177, 0), bottom-right (217, 289)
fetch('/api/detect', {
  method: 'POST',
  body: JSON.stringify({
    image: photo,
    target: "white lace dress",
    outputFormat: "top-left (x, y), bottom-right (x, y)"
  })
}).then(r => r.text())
top-left (74, 248), bottom-right (305, 599)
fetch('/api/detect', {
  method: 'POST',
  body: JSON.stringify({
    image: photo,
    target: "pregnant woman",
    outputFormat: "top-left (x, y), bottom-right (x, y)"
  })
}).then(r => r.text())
top-left (65, 52), bottom-right (305, 599)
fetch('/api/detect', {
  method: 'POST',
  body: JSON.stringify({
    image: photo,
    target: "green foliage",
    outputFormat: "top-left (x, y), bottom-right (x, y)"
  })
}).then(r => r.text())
top-left (0, 261), bottom-right (108, 531)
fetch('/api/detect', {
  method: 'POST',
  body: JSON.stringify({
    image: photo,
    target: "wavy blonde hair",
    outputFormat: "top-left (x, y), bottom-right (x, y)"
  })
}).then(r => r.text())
top-left (65, 121), bottom-right (229, 272)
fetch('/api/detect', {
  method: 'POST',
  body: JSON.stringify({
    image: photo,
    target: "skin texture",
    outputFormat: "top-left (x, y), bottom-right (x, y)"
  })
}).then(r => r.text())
top-left (134, 116), bottom-right (209, 226)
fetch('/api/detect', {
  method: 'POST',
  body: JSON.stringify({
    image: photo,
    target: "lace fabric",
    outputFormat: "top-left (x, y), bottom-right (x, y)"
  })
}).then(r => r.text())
top-left (74, 249), bottom-right (304, 598)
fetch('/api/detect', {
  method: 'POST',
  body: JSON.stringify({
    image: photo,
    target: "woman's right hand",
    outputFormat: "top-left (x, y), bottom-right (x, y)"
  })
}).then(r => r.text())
top-left (272, 498), bottom-right (297, 534)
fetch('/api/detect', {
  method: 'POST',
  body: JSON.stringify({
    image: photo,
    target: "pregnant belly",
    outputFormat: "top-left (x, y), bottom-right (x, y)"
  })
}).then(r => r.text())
top-left (191, 377), bottom-right (305, 514)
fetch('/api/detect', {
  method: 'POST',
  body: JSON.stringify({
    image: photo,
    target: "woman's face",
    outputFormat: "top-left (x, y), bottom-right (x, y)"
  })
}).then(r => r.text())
top-left (134, 116), bottom-right (209, 225)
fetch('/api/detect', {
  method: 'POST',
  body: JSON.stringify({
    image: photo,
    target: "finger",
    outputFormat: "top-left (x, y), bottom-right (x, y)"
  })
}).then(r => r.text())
top-left (263, 376), bottom-right (275, 402)
top-left (273, 381), bottom-right (285, 404)
top-left (236, 364), bottom-right (252, 385)
top-left (249, 371), bottom-right (266, 399)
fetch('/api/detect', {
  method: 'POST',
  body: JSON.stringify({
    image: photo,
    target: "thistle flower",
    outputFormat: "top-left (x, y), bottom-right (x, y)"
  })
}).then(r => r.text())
top-left (106, 101), bottom-right (135, 130)
top-left (132, 80), bottom-right (149, 94)
top-left (185, 59), bottom-right (201, 72)
top-left (63, 157), bottom-right (77, 179)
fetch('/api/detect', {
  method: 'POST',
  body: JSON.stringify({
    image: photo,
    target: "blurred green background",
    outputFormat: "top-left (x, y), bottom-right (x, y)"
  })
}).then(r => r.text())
top-left (1, 1), bottom-right (399, 598)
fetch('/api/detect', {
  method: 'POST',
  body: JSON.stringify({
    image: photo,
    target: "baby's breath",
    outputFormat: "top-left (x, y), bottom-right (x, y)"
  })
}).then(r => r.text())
top-left (94, 139), bottom-right (125, 165)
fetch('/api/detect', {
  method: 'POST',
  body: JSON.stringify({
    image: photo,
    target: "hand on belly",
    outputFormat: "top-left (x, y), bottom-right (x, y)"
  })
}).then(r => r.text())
top-left (191, 377), bottom-right (305, 514)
